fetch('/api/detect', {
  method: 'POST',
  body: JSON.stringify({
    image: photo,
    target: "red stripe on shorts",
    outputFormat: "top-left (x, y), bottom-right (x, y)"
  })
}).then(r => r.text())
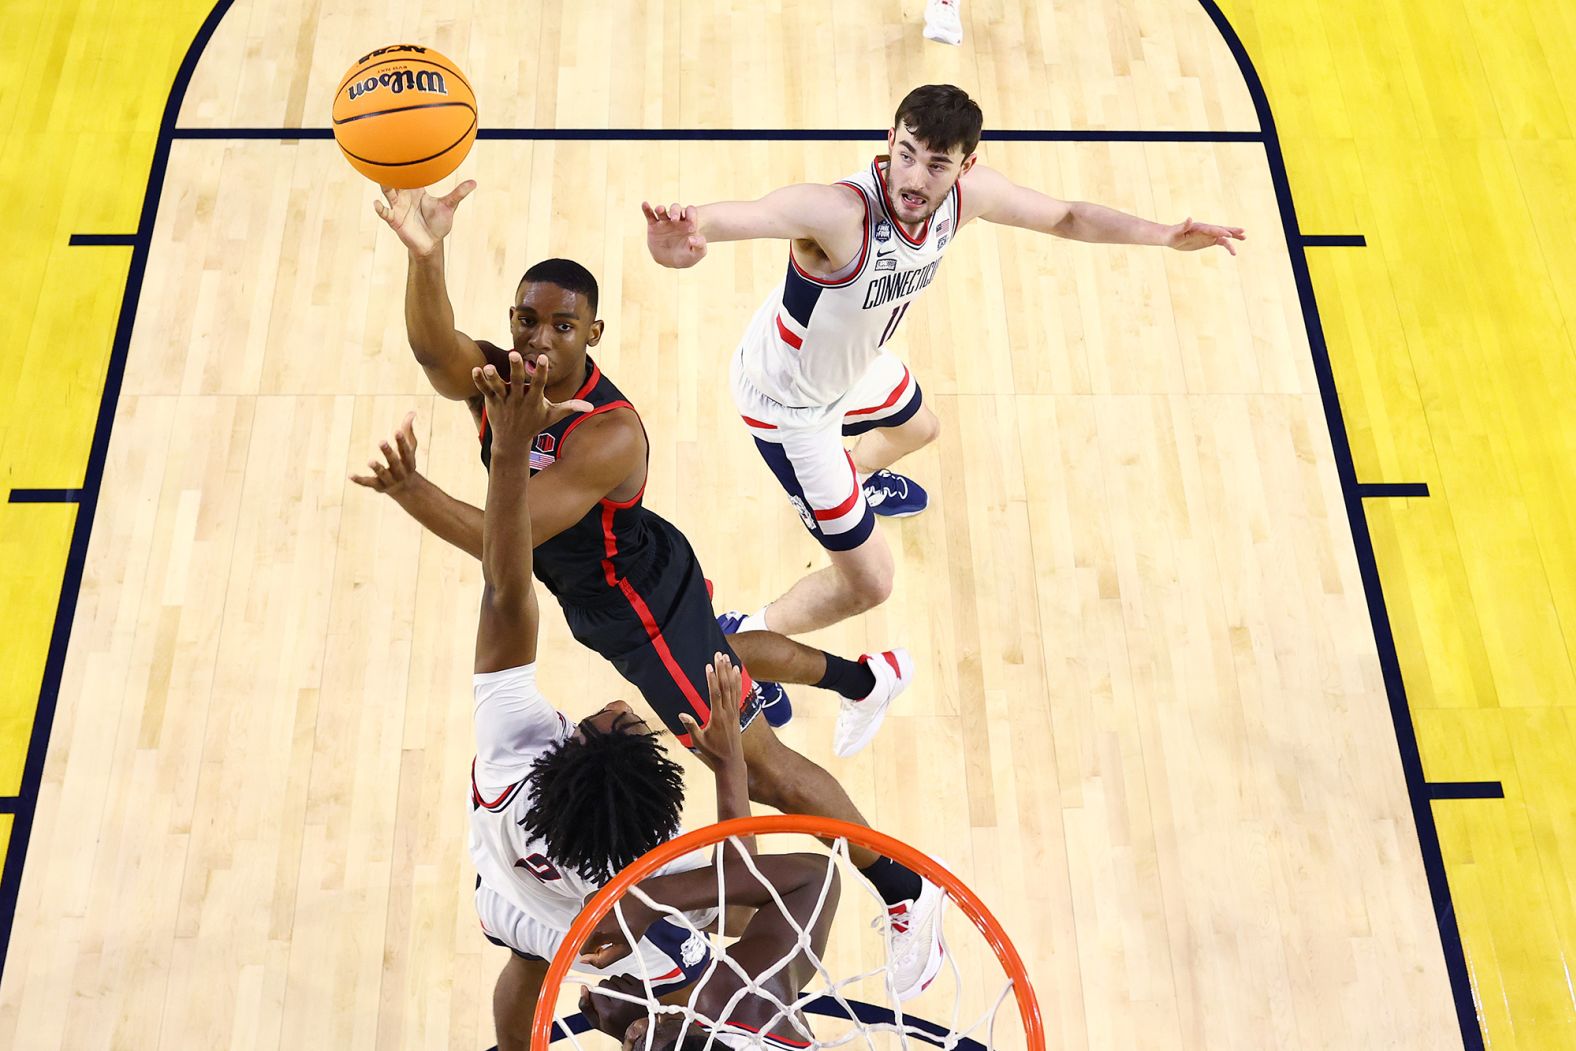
top-left (616, 579), bottom-right (712, 727)
top-left (844, 367), bottom-right (912, 417)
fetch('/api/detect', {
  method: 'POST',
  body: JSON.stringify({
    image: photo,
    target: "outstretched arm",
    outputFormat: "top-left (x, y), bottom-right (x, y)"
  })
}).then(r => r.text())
top-left (472, 353), bottom-right (543, 673)
top-left (471, 354), bottom-right (590, 673)
top-left (642, 183), bottom-right (866, 269)
top-left (372, 181), bottom-right (496, 399)
top-left (964, 162), bottom-right (1245, 254)
top-left (350, 409), bottom-right (639, 559)
top-left (680, 654), bottom-right (752, 834)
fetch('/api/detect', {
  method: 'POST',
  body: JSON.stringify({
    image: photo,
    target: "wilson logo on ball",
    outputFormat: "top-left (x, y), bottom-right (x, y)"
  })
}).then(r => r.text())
top-left (345, 68), bottom-right (450, 102)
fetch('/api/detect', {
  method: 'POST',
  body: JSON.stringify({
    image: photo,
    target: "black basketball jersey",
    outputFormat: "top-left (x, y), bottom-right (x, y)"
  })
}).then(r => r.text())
top-left (479, 357), bottom-right (657, 605)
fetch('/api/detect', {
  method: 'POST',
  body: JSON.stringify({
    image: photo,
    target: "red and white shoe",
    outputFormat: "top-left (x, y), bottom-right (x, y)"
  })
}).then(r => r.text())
top-left (833, 649), bottom-right (914, 758)
top-left (884, 879), bottom-right (947, 1001)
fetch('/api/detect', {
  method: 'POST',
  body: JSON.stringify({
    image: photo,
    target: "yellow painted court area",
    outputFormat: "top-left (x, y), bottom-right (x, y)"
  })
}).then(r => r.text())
top-left (3, 0), bottom-right (1573, 1046)
top-left (1221, 0), bottom-right (1576, 1043)
top-left (1, 0), bottom-right (214, 792)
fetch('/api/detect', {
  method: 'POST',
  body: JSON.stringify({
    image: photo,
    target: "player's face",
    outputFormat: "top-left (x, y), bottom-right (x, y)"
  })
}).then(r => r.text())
top-left (509, 282), bottom-right (604, 386)
top-left (885, 124), bottom-right (974, 225)
top-left (575, 699), bottom-right (647, 740)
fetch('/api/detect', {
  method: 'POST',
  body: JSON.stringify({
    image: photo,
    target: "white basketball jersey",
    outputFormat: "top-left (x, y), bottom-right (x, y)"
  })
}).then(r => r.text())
top-left (739, 157), bottom-right (963, 408)
top-left (469, 664), bottom-right (602, 930)
top-left (468, 664), bottom-right (706, 932)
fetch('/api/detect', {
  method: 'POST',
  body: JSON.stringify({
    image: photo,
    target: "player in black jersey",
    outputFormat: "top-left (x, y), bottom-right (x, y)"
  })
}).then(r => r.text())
top-left (359, 183), bottom-right (947, 1000)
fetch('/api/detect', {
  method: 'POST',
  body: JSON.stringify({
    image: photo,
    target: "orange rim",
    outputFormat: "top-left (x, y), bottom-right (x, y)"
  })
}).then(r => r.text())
top-left (529, 814), bottom-right (1045, 1051)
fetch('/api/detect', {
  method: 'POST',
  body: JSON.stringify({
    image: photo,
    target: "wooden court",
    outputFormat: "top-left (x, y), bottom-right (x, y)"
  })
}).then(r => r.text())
top-left (5, 1), bottom-right (1573, 1048)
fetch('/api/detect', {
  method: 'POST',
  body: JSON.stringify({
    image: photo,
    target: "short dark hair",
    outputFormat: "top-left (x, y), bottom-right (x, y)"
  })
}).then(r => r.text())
top-left (893, 84), bottom-right (984, 157)
top-left (518, 257), bottom-right (600, 317)
top-left (519, 714), bottom-right (685, 883)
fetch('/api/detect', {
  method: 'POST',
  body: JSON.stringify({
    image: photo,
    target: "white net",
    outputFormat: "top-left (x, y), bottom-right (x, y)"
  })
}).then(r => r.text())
top-left (545, 833), bottom-right (1024, 1051)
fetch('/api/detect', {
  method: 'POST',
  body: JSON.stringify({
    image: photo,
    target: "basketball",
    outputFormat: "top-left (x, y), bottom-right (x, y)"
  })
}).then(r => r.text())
top-left (331, 44), bottom-right (477, 189)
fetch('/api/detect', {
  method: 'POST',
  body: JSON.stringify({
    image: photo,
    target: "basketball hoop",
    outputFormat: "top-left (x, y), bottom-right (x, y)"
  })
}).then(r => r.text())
top-left (529, 815), bottom-right (1044, 1051)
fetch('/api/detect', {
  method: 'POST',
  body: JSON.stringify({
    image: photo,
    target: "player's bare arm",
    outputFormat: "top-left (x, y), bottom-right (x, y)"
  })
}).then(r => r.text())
top-left (577, 852), bottom-right (830, 971)
top-left (642, 183), bottom-right (866, 276)
top-left (372, 180), bottom-right (495, 398)
top-left (962, 162), bottom-right (1246, 255)
top-left (352, 407), bottom-right (640, 560)
top-left (472, 352), bottom-right (584, 673)
top-left (680, 653), bottom-right (752, 833)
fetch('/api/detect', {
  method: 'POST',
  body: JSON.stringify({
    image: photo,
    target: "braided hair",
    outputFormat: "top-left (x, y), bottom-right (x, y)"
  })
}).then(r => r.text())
top-left (518, 713), bottom-right (686, 882)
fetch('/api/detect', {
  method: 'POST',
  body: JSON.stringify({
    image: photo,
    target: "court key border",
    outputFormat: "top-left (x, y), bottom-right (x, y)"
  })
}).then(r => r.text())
top-left (0, 3), bottom-right (1493, 1050)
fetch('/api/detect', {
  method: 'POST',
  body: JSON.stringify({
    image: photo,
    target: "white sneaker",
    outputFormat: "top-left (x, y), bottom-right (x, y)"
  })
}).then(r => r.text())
top-left (883, 878), bottom-right (947, 1001)
top-left (833, 649), bottom-right (914, 758)
top-left (924, 0), bottom-right (963, 46)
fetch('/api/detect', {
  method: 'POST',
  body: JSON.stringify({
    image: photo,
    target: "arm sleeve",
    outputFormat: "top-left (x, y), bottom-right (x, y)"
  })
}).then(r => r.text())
top-left (472, 663), bottom-right (570, 785)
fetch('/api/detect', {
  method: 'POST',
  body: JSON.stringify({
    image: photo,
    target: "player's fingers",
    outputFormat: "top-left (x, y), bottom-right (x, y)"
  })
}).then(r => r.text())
top-left (475, 364), bottom-right (505, 399)
top-left (397, 412), bottom-right (417, 454)
top-left (505, 351), bottom-right (528, 394)
top-left (668, 203), bottom-right (681, 222)
top-left (349, 472), bottom-right (376, 488)
top-left (522, 354), bottom-right (550, 405)
top-left (447, 179), bottom-right (477, 207)
top-left (682, 204), bottom-right (698, 226)
top-left (641, 201), bottom-right (658, 223)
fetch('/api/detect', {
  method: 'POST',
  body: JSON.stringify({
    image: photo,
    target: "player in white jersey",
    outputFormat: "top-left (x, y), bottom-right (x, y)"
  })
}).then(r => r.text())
top-left (466, 350), bottom-right (728, 1051)
top-left (644, 84), bottom-right (1245, 636)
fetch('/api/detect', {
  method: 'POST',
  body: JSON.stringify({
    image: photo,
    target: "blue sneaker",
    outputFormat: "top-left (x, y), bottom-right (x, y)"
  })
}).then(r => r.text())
top-left (716, 611), bottom-right (794, 728)
top-left (862, 470), bottom-right (928, 517)
top-left (755, 679), bottom-right (795, 728)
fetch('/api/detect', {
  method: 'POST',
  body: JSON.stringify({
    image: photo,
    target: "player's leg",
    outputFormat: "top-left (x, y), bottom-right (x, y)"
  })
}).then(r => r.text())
top-left (752, 532), bottom-right (896, 635)
top-left (476, 882), bottom-right (557, 1051)
top-left (842, 354), bottom-right (935, 517)
top-left (737, 718), bottom-right (945, 998)
top-left (492, 954), bottom-right (551, 1051)
top-left (733, 350), bottom-right (900, 631)
top-left (726, 628), bottom-right (912, 757)
top-left (742, 415), bottom-right (898, 632)
top-left (849, 401), bottom-right (941, 474)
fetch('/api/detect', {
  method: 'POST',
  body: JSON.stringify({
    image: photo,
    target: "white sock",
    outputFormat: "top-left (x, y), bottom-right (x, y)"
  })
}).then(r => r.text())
top-left (740, 606), bottom-right (771, 634)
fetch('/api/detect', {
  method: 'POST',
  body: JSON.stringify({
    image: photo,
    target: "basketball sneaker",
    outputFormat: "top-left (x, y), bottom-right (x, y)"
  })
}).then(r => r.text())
top-left (881, 878), bottom-right (947, 1001)
top-left (833, 649), bottom-right (913, 757)
top-left (717, 612), bottom-right (794, 728)
top-left (862, 470), bottom-right (928, 518)
top-left (923, 0), bottom-right (963, 46)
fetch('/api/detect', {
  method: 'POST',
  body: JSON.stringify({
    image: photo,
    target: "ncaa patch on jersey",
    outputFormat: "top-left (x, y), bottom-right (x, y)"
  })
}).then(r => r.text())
top-left (874, 220), bottom-right (893, 243)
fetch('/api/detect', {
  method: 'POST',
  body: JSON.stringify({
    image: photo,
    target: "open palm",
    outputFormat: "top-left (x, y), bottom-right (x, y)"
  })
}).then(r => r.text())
top-left (374, 180), bottom-right (477, 256)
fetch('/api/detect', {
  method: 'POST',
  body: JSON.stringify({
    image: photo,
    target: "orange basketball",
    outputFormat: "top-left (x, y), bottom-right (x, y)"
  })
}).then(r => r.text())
top-left (331, 44), bottom-right (477, 189)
